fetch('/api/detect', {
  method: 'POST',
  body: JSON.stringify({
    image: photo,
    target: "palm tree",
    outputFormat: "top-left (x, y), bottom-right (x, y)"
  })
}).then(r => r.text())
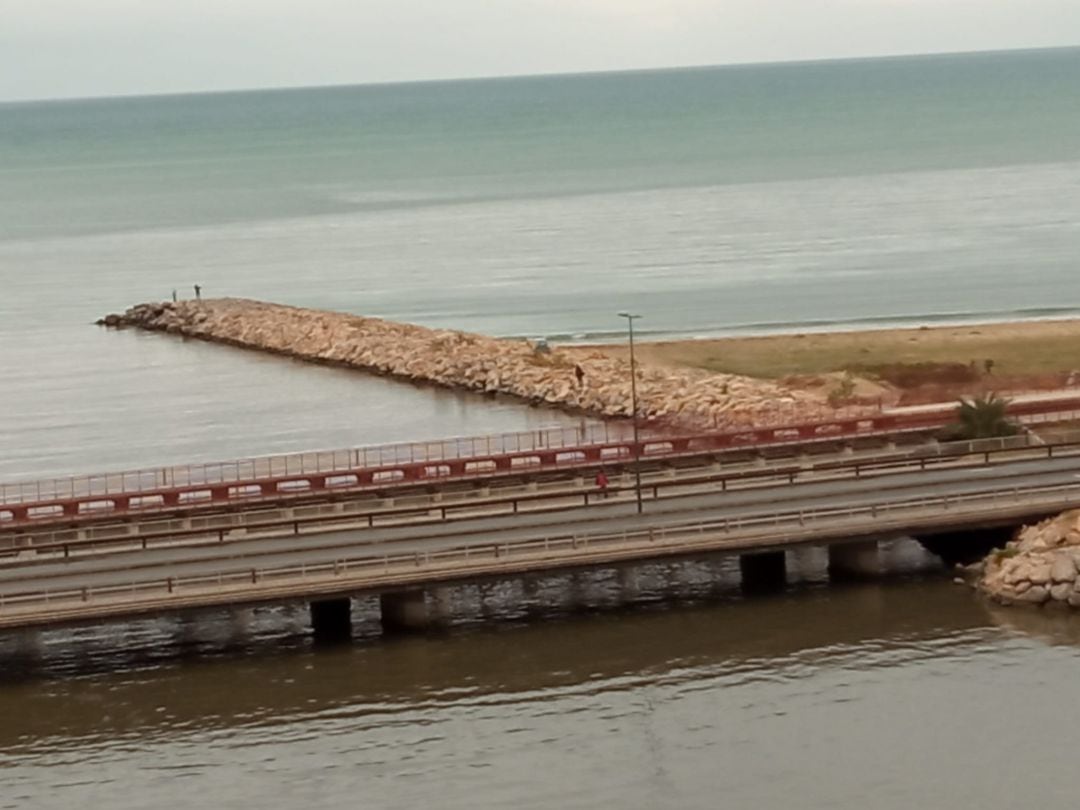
top-left (947, 393), bottom-right (1018, 440)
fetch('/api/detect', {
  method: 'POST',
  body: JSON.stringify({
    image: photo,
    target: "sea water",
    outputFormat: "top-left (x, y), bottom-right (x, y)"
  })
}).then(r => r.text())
top-left (2, 47), bottom-right (1080, 477)
top-left (4, 49), bottom-right (1080, 809)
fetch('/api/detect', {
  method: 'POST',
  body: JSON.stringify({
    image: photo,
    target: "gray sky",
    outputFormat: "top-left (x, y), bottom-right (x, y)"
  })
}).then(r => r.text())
top-left (3, 0), bottom-right (1079, 101)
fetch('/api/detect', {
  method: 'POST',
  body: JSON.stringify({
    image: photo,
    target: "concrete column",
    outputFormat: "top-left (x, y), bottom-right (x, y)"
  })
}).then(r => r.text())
top-left (740, 550), bottom-right (787, 592)
top-left (380, 589), bottom-right (430, 633)
top-left (429, 586), bottom-right (454, 624)
top-left (310, 597), bottom-right (353, 642)
top-left (828, 540), bottom-right (883, 579)
top-left (618, 565), bottom-right (640, 601)
top-left (228, 607), bottom-right (253, 635)
top-left (566, 570), bottom-right (590, 611)
top-left (13, 629), bottom-right (43, 661)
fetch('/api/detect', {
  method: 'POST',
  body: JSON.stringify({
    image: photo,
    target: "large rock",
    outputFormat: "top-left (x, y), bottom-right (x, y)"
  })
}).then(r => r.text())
top-left (1050, 554), bottom-right (1077, 584)
top-left (1050, 583), bottom-right (1073, 602)
top-left (979, 510), bottom-right (1080, 609)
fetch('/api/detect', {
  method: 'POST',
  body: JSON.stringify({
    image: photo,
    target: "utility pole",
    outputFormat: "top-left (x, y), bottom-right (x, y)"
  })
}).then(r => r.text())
top-left (618, 312), bottom-right (644, 514)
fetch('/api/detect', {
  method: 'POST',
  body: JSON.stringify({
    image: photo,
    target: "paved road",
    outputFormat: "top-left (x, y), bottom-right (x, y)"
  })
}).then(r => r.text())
top-left (2, 436), bottom-right (1049, 547)
top-left (2, 453), bottom-right (1079, 597)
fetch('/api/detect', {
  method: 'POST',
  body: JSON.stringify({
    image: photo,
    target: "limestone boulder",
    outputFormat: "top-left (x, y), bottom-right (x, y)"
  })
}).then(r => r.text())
top-left (979, 509), bottom-right (1080, 609)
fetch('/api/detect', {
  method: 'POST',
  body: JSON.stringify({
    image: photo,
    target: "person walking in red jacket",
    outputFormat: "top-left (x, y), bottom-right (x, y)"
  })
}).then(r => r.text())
top-left (595, 469), bottom-right (610, 498)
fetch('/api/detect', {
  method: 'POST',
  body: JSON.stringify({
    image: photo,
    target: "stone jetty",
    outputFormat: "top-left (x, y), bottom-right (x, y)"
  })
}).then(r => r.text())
top-left (977, 510), bottom-right (1080, 608)
top-left (101, 299), bottom-right (841, 428)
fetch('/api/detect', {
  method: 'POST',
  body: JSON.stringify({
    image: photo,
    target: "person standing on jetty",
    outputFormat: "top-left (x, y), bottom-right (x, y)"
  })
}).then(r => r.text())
top-left (574, 363), bottom-right (586, 387)
top-left (193, 284), bottom-right (202, 300)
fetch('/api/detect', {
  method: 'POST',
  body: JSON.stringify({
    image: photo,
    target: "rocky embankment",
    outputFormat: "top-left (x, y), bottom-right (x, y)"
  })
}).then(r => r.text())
top-left (100, 299), bottom-right (842, 428)
top-left (977, 510), bottom-right (1080, 607)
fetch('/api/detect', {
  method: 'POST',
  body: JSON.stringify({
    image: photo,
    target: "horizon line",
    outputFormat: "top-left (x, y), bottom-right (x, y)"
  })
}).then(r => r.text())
top-left (3, 43), bottom-right (1078, 107)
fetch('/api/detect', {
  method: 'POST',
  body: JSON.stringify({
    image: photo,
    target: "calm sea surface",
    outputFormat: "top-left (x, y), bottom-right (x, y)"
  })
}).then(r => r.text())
top-left (3, 48), bottom-right (1080, 808)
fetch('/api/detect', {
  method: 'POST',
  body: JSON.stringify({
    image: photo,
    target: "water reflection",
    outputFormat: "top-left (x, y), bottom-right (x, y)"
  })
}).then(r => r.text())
top-left (0, 547), bottom-right (981, 754)
top-left (982, 600), bottom-right (1080, 647)
top-left (7, 542), bottom-right (1080, 810)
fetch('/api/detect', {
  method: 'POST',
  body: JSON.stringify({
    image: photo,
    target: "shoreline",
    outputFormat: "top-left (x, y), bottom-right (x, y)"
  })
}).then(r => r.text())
top-left (563, 314), bottom-right (1080, 349)
top-left (571, 317), bottom-right (1080, 405)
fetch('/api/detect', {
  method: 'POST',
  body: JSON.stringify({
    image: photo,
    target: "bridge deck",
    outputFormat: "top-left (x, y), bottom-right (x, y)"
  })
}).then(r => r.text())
top-left (5, 394), bottom-right (1080, 528)
top-left (1, 432), bottom-right (1070, 562)
top-left (2, 446), bottom-right (1079, 631)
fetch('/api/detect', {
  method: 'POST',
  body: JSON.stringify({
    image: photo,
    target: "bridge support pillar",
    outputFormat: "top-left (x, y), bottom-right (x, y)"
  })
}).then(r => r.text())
top-left (828, 540), bottom-right (883, 579)
top-left (740, 551), bottom-right (787, 592)
top-left (618, 565), bottom-right (640, 601)
top-left (310, 597), bottom-right (352, 642)
top-left (429, 586), bottom-right (454, 623)
top-left (380, 589), bottom-right (431, 633)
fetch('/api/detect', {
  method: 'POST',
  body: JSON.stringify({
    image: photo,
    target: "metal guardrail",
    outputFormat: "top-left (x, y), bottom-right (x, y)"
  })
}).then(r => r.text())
top-left (5, 390), bottom-right (1080, 514)
top-left (0, 404), bottom-right (894, 510)
top-left (2, 475), bottom-right (1079, 622)
top-left (2, 430), bottom-right (1069, 559)
top-left (0, 422), bottom-right (638, 506)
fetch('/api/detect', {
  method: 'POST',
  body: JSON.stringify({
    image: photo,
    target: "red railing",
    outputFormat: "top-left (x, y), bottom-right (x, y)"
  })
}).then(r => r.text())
top-left (0, 423), bottom-right (652, 506)
top-left (3, 395), bottom-right (1080, 526)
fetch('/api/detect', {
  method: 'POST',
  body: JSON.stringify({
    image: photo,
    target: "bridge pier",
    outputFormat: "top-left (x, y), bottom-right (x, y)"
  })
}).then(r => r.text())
top-left (740, 550), bottom-right (787, 591)
top-left (380, 589), bottom-right (432, 633)
top-left (310, 597), bottom-right (353, 642)
top-left (828, 540), bottom-right (883, 579)
top-left (618, 564), bottom-right (641, 601)
top-left (429, 586), bottom-right (454, 623)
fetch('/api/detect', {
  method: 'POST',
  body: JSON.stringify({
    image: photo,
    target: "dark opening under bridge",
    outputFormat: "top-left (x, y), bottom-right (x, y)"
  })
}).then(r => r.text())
top-left (3, 402), bottom-right (1080, 636)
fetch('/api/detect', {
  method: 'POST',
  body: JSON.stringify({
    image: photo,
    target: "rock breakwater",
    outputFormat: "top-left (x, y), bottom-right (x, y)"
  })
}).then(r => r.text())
top-left (978, 510), bottom-right (1080, 607)
top-left (102, 299), bottom-right (841, 428)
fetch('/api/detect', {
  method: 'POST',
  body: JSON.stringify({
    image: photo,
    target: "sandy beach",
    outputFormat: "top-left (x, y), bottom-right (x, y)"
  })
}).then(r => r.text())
top-left (576, 318), bottom-right (1080, 405)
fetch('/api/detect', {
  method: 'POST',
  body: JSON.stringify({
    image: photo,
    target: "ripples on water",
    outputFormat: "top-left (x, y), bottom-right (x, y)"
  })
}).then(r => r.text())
top-left (5, 541), bottom-right (1080, 809)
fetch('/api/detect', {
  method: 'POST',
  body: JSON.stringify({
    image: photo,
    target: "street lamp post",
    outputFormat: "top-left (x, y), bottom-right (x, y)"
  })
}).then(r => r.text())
top-left (618, 312), bottom-right (644, 514)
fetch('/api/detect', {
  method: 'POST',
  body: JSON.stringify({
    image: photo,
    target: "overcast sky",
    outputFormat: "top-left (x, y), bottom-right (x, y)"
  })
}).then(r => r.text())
top-left (3, 0), bottom-right (1079, 101)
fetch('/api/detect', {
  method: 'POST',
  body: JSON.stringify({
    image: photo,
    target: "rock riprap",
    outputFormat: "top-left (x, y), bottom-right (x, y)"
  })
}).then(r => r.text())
top-left (978, 510), bottom-right (1080, 607)
top-left (102, 299), bottom-right (840, 428)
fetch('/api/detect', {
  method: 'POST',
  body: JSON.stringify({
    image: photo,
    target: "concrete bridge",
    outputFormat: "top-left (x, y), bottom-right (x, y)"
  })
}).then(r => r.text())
top-left (2, 428), bottom-right (1079, 638)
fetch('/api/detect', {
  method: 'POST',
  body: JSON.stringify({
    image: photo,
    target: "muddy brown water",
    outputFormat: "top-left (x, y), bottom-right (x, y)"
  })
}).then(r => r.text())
top-left (2, 542), bottom-right (1078, 809)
